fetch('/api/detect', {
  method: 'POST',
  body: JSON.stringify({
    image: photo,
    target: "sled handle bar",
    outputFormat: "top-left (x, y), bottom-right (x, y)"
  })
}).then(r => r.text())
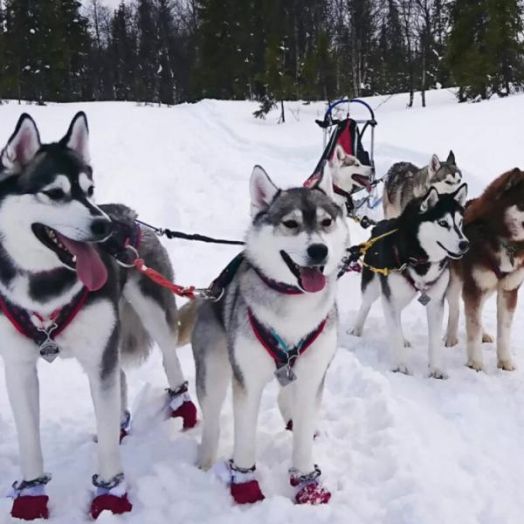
top-left (322, 98), bottom-right (376, 125)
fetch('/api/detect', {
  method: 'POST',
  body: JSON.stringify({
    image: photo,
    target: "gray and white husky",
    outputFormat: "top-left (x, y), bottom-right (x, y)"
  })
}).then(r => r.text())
top-left (189, 166), bottom-right (348, 505)
top-left (383, 151), bottom-right (463, 218)
top-left (0, 113), bottom-right (194, 520)
top-left (352, 184), bottom-right (469, 378)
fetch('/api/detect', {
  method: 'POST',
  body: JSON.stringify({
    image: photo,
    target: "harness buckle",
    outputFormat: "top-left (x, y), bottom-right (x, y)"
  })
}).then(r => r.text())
top-left (274, 364), bottom-right (297, 387)
top-left (193, 286), bottom-right (224, 302)
top-left (114, 245), bottom-right (139, 268)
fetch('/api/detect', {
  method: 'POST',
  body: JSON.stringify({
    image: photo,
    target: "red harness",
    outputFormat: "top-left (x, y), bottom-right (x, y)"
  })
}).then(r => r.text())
top-left (0, 288), bottom-right (90, 356)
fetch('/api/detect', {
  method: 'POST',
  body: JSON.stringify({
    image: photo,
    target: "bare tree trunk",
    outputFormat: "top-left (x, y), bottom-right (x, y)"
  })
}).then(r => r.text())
top-left (279, 99), bottom-right (286, 123)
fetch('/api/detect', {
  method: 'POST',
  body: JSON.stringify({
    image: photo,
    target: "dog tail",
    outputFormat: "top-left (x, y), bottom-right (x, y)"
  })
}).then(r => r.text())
top-left (176, 299), bottom-right (201, 347)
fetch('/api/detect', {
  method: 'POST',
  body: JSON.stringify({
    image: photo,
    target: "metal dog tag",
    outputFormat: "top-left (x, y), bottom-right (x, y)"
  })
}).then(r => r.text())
top-left (275, 365), bottom-right (297, 387)
top-left (418, 292), bottom-right (431, 306)
top-left (39, 339), bottom-right (60, 363)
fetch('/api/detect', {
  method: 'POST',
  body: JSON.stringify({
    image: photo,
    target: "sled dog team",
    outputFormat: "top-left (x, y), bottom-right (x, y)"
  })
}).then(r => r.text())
top-left (0, 113), bottom-right (522, 520)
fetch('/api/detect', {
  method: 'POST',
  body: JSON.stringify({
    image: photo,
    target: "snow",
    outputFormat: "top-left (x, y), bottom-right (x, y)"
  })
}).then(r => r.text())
top-left (1, 90), bottom-right (524, 523)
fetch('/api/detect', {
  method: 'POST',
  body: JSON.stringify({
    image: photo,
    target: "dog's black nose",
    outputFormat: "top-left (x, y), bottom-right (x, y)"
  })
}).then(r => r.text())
top-left (307, 243), bottom-right (328, 264)
top-left (459, 240), bottom-right (470, 253)
top-left (91, 218), bottom-right (112, 239)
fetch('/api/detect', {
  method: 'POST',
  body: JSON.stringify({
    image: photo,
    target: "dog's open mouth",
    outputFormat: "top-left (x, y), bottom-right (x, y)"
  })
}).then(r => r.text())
top-left (32, 224), bottom-right (108, 291)
top-left (280, 250), bottom-right (326, 292)
top-left (351, 174), bottom-right (372, 192)
top-left (437, 241), bottom-right (464, 260)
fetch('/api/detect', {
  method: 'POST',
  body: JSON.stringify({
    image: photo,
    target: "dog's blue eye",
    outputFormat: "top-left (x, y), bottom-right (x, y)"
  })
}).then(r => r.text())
top-left (438, 220), bottom-right (449, 228)
top-left (283, 220), bottom-right (299, 229)
top-left (43, 189), bottom-right (65, 201)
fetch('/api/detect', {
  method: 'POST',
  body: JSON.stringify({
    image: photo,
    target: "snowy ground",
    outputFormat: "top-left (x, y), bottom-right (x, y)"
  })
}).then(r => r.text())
top-left (1, 90), bottom-right (524, 523)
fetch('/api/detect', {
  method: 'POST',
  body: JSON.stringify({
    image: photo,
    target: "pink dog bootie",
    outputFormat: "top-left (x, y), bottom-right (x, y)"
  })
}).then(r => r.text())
top-left (290, 465), bottom-right (331, 505)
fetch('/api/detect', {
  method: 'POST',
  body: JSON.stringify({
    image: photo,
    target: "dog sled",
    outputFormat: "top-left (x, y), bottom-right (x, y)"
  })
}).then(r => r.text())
top-left (307, 98), bottom-right (382, 216)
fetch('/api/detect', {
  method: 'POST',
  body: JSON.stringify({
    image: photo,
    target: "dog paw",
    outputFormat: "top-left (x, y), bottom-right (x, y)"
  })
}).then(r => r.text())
top-left (497, 358), bottom-right (516, 371)
top-left (428, 367), bottom-right (448, 380)
top-left (444, 334), bottom-right (458, 347)
top-left (403, 338), bottom-right (411, 348)
top-left (466, 359), bottom-right (485, 372)
top-left (392, 365), bottom-right (411, 375)
top-left (482, 332), bottom-right (494, 343)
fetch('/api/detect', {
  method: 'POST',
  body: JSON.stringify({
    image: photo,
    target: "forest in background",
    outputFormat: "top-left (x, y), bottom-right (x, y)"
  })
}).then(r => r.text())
top-left (0, 0), bottom-right (522, 107)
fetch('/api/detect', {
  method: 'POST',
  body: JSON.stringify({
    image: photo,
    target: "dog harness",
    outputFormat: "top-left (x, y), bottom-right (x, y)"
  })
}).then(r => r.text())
top-left (247, 308), bottom-right (327, 386)
top-left (0, 288), bottom-right (90, 362)
top-left (0, 214), bottom-right (143, 362)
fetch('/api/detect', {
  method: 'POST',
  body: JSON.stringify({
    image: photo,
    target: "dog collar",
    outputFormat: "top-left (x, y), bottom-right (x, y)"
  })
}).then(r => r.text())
top-left (247, 307), bottom-right (327, 386)
top-left (251, 266), bottom-right (304, 295)
top-left (0, 288), bottom-right (89, 362)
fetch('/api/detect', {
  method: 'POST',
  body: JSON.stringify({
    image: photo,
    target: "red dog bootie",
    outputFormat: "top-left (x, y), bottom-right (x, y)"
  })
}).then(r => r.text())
top-left (9, 475), bottom-right (51, 520)
top-left (167, 382), bottom-right (197, 429)
top-left (90, 473), bottom-right (132, 519)
top-left (290, 465), bottom-right (331, 505)
top-left (214, 460), bottom-right (265, 504)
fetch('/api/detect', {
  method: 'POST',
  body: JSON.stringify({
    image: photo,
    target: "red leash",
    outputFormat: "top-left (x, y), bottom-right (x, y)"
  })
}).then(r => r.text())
top-left (133, 258), bottom-right (197, 299)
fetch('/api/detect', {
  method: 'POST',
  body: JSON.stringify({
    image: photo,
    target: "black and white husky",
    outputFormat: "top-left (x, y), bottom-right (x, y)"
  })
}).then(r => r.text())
top-left (352, 185), bottom-right (469, 378)
top-left (0, 113), bottom-right (195, 520)
top-left (189, 166), bottom-right (348, 505)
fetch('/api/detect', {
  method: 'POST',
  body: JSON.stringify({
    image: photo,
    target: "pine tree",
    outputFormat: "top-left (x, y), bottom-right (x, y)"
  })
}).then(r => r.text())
top-left (136, 0), bottom-right (159, 103)
top-left (447, 0), bottom-right (523, 101)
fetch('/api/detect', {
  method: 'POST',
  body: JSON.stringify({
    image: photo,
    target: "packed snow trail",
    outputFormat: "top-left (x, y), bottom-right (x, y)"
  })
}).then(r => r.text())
top-left (1, 91), bottom-right (524, 523)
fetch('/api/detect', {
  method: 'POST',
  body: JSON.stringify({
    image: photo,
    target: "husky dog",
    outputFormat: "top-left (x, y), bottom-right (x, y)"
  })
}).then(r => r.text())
top-left (383, 151), bottom-right (462, 218)
top-left (189, 166), bottom-right (348, 505)
top-left (445, 169), bottom-right (524, 372)
top-left (0, 113), bottom-right (195, 520)
top-left (329, 144), bottom-right (373, 210)
top-left (352, 184), bottom-right (469, 377)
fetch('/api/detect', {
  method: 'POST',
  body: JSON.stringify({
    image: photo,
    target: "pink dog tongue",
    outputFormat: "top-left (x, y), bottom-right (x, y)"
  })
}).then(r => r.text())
top-left (57, 234), bottom-right (108, 291)
top-left (299, 267), bottom-right (326, 293)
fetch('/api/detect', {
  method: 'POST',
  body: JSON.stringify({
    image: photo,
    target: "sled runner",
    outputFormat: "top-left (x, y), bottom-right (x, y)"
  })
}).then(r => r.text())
top-left (307, 98), bottom-right (381, 214)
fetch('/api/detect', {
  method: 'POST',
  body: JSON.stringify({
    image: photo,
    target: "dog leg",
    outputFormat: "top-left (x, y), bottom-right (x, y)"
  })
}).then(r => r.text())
top-left (196, 338), bottom-right (230, 470)
top-left (4, 359), bottom-right (44, 481)
top-left (496, 288), bottom-right (518, 371)
top-left (3, 356), bottom-right (52, 520)
top-left (381, 296), bottom-right (409, 374)
top-left (277, 386), bottom-right (293, 430)
top-left (232, 377), bottom-right (265, 470)
top-left (124, 282), bottom-right (196, 428)
top-left (464, 287), bottom-right (486, 371)
top-left (427, 298), bottom-right (447, 379)
top-left (84, 359), bottom-right (132, 519)
top-left (444, 270), bottom-right (462, 347)
top-left (289, 354), bottom-right (332, 505)
top-left (351, 270), bottom-right (379, 336)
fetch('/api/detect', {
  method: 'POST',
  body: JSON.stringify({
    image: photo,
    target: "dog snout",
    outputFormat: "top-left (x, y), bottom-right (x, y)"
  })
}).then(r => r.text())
top-left (459, 239), bottom-right (470, 253)
top-left (307, 243), bottom-right (328, 264)
top-left (90, 218), bottom-right (113, 240)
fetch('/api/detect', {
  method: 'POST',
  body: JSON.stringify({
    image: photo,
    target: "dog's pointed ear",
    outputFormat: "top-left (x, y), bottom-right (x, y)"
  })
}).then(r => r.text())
top-left (60, 112), bottom-right (90, 163)
top-left (0, 114), bottom-right (41, 173)
top-left (446, 150), bottom-right (456, 166)
top-left (428, 154), bottom-right (441, 178)
top-left (499, 168), bottom-right (524, 197)
top-left (315, 164), bottom-right (335, 199)
top-left (453, 183), bottom-right (468, 206)
top-left (420, 187), bottom-right (439, 213)
top-left (333, 144), bottom-right (346, 165)
top-left (250, 165), bottom-right (278, 217)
